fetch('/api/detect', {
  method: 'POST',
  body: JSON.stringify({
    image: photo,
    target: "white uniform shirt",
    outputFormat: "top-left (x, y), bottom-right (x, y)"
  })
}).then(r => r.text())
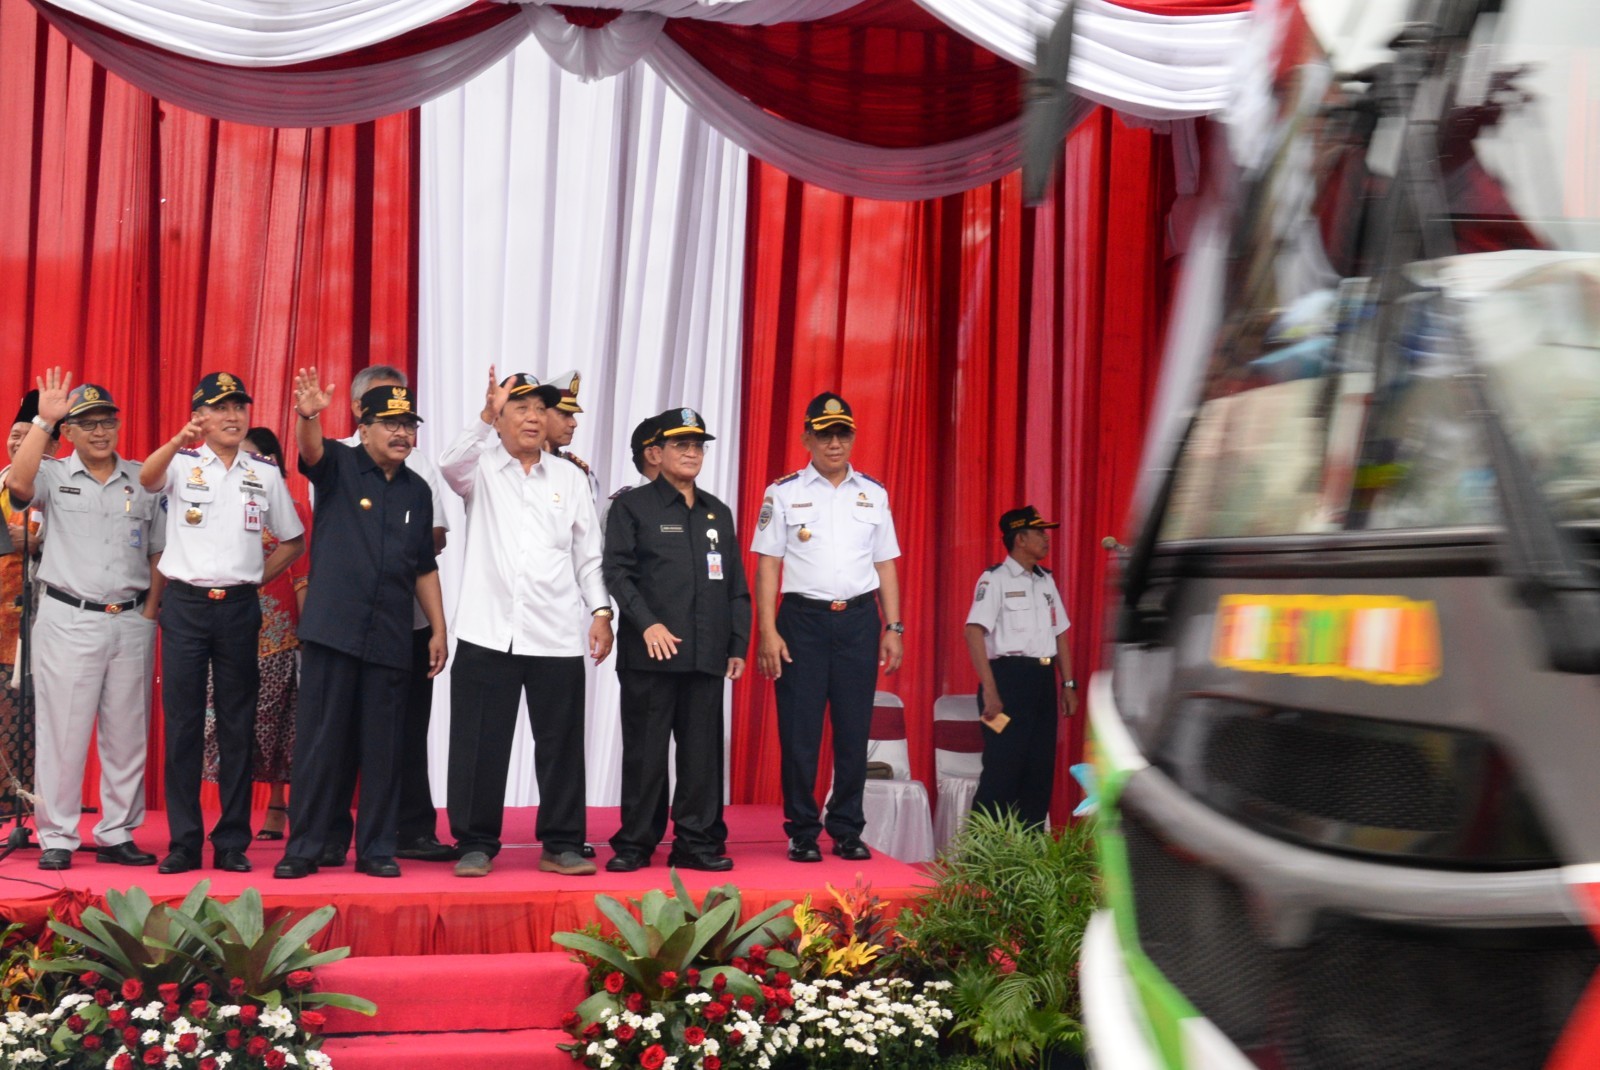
top-left (750, 463), bottom-right (900, 600)
top-left (334, 431), bottom-right (449, 630)
top-left (966, 556), bottom-right (1069, 659)
top-left (156, 444), bottom-right (304, 586)
top-left (438, 417), bottom-right (607, 657)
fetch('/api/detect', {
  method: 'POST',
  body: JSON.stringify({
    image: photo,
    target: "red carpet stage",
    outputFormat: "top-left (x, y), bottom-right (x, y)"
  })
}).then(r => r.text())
top-left (0, 805), bottom-right (932, 956)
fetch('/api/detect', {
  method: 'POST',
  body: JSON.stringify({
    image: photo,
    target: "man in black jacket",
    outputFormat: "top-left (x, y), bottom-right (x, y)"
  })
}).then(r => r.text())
top-left (602, 407), bottom-right (749, 872)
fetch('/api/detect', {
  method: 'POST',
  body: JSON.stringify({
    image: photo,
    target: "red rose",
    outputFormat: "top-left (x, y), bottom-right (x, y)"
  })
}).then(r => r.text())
top-left (122, 1027), bottom-right (142, 1048)
top-left (603, 971), bottom-right (625, 994)
top-left (639, 1044), bottom-right (667, 1070)
top-left (189, 999), bottom-right (210, 1019)
top-left (582, 1021), bottom-right (602, 1040)
top-left (113, 1054), bottom-right (134, 1070)
top-left (731, 957), bottom-right (749, 973)
top-left (747, 944), bottom-right (767, 962)
top-left (192, 983), bottom-right (211, 1001)
top-left (161, 1003), bottom-right (180, 1022)
top-left (247, 1036), bottom-right (270, 1057)
top-left (683, 1025), bottom-right (706, 1046)
top-left (763, 1006), bottom-right (782, 1024)
top-left (559, 1012), bottom-right (580, 1030)
top-left (239, 1004), bottom-right (260, 1027)
top-left (657, 970), bottom-right (678, 989)
top-left (82, 1034), bottom-right (103, 1051)
top-left (705, 1058), bottom-right (722, 1070)
top-left (142, 1047), bottom-right (165, 1066)
top-left (728, 1030), bottom-right (744, 1046)
top-left (228, 978), bottom-right (247, 999)
top-left (300, 1010), bottom-right (327, 1032)
top-left (711, 974), bottom-right (728, 993)
top-left (176, 1034), bottom-right (200, 1054)
top-left (686, 969), bottom-right (700, 986)
top-left (95, 989), bottom-right (113, 1007)
top-left (760, 985), bottom-right (776, 1003)
top-left (121, 979), bottom-right (143, 1001)
top-left (774, 971), bottom-right (792, 987)
top-left (264, 1049), bottom-right (287, 1070)
top-left (702, 1001), bottom-right (728, 1023)
top-left (200, 1060), bottom-right (219, 1070)
top-left (66, 1014), bottom-right (86, 1033)
top-left (775, 989), bottom-right (794, 1008)
top-left (108, 1008), bottom-right (130, 1027)
top-left (285, 970), bottom-right (314, 992)
top-left (224, 1029), bottom-right (243, 1049)
top-left (614, 1024), bottom-right (636, 1042)
top-left (625, 992), bottom-right (646, 1013)
top-left (158, 983), bottom-right (180, 1003)
top-left (80, 971), bottom-right (102, 988)
top-left (739, 995), bottom-right (755, 1011)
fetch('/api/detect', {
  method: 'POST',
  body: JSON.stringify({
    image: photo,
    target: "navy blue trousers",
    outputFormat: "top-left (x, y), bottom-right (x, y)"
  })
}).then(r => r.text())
top-left (973, 657), bottom-right (1059, 827)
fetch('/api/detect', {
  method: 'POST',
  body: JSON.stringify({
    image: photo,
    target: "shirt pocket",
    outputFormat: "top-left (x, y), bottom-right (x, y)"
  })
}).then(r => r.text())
top-left (177, 482), bottom-right (216, 505)
top-left (51, 491), bottom-right (90, 515)
top-left (785, 504), bottom-right (820, 530)
top-left (1002, 590), bottom-right (1034, 613)
top-left (548, 489), bottom-right (574, 550)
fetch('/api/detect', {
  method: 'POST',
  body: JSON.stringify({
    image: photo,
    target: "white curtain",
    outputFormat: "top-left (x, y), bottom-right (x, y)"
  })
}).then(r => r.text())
top-left (416, 36), bottom-right (747, 809)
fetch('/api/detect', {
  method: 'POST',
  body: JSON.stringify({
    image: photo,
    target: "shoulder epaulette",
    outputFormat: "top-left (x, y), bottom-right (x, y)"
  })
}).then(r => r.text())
top-left (857, 472), bottom-right (885, 489)
top-left (558, 449), bottom-right (592, 475)
top-left (774, 470), bottom-right (802, 486)
top-left (608, 485), bottom-right (631, 501)
top-left (985, 562), bottom-right (1003, 574)
top-left (176, 447), bottom-right (200, 457)
top-left (1039, 565), bottom-right (1053, 575)
top-left (245, 450), bottom-right (278, 467)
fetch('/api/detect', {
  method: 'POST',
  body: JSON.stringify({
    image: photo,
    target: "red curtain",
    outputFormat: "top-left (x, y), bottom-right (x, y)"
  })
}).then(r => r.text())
top-left (731, 109), bottom-right (1179, 822)
top-left (0, 0), bottom-right (417, 809)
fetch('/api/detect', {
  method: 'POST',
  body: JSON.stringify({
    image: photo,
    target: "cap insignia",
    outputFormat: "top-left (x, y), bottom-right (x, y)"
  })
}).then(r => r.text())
top-left (824, 397), bottom-right (843, 414)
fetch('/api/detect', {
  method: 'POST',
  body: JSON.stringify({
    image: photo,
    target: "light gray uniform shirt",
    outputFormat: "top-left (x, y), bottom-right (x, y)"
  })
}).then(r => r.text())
top-left (29, 453), bottom-right (165, 602)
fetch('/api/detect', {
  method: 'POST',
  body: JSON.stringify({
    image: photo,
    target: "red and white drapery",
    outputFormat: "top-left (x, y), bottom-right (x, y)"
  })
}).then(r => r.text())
top-left (2, 0), bottom-right (1248, 821)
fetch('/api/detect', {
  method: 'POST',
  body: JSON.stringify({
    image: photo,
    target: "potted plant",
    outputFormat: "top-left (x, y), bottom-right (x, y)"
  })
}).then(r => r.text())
top-left (898, 810), bottom-right (1097, 1069)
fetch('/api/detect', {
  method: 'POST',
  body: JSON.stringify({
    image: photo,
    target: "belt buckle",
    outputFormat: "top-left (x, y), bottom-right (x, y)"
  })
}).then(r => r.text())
top-left (105, 603), bottom-right (123, 615)
top-left (1039, 656), bottom-right (1052, 666)
top-left (829, 599), bottom-right (849, 612)
top-left (207, 588), bottom-right (227, 601)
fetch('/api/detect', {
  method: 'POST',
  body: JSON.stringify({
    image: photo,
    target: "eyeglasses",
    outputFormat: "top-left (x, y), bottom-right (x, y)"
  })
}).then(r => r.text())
top-left (70, 418), bottom-right (120, 432)
top-left (665, 440), bottom-right (707, 454)
top-left (372, 419), bottom-right (419, 435)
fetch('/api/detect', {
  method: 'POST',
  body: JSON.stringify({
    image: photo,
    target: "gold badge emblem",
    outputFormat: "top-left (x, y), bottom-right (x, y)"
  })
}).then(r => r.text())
top-left (392, 386), bottom-right (406, 398)
top-left (185, 507), bottom-right (203, 525)
top-left (189, 467), bottom-right (206, 486)
top-left (798, 527), bottom-right (813, 543)
top-left (568, 372), bottom-right (580, 397)
top-left (359, 498), bottom-right (372, 510)
top-left (824, 397), bottom-right (843, 414)
top-left (217, 372), bottom-right (238, 392)
top-left (84, 386), bottom-right (101, 401)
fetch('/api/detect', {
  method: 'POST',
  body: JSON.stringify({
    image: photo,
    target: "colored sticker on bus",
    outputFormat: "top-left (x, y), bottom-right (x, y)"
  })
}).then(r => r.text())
top-left (1212, 594), bottom-right (1441, 685)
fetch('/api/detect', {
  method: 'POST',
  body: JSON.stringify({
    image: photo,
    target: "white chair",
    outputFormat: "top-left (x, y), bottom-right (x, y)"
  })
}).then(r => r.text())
top-left (833, 691), bottom-right (935, 863)
top-left (932, 694), bottom-right (984, 853)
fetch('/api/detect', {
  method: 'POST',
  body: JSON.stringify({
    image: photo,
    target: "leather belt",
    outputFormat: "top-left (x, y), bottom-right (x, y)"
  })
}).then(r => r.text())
top-left (784, 592), bottom-right (876, 613)
top-left (45, 585), bottom-right (147, 615)
top-left (995, 655), bottom-right (1054, 667)
top-left (168, 579), bottom-right (258, 603)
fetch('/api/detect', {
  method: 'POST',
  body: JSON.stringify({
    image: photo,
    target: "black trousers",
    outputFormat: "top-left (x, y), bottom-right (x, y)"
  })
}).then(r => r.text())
top-left (773, 597), bottom-right (879, 842)
top-left (973, 657), bottom-right (1059, 827)
top-left (282, 641), bottom-right (408, 862)
top-left (612, 669), bottom-right (726, 856)
top-left (447, 639), bottom-right (585, 856)
top-left (160, 587), bottom-right (261, 854)
top-left (325, 626), bottom-right (438, 850)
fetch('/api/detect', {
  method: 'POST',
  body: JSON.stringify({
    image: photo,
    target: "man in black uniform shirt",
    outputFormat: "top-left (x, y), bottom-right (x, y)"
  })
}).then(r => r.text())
top-left (273, 370), bottom-right (447, 879)
top-left (602, 407), bottom-right (750, 872)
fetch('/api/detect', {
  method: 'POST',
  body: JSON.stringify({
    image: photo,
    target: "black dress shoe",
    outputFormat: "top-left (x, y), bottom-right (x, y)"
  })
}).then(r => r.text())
top-left (581, 843), bottom-right (597, 859)
top-left (668, 850), bottom-right (734, 873)
top-left (96, 841), bottom-right (157, 866)
top-left (394, 836), bottom-right (456, 862)
top-left (356, 857), bottom-right (401, 878)
top-left (317, 845), bottom-right (348, 867)
top-left (158, 849), bottom-right (200, 874)
top-left (787, 838), bottom-right (823, 863)
top-left (605, 851), bottom-right (649, 873)
top-left (831, 837), bottom-right (872, 861)
top-left (38, 848), bottom-right (72, 871)
top-left (213, 849), bottom-right (252, 873)
top-left (273, 857), bottom-right (318, 880)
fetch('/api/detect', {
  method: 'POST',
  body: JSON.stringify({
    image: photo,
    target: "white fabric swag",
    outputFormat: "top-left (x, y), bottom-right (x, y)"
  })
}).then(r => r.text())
top-left (416, 38), bottom-right (748, 807)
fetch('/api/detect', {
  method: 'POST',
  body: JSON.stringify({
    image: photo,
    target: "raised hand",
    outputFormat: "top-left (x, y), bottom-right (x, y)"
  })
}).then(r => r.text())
top-left (294, 367), bottom-right (336, 418)
top-left (171, 417), bottom-right (206, 450)
top-left (481, 365), bottom-right (511, 424)
top-left (34, 367), bottom-right (73, 425)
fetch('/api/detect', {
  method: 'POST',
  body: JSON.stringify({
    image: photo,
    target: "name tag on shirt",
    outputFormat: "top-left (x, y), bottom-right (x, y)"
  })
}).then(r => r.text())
top-left (707, 551), bottom-right (724, 580)
top-left (59, 486), bottom-right (81, 495)
top-left (660, 524), bottom-right (685, 533)
top-left (244, 500), bottom-right (262, 532)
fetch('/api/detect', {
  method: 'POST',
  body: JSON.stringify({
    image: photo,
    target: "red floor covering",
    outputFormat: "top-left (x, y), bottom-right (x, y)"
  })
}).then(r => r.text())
top-left (0, 805), bottom-right (932, 955)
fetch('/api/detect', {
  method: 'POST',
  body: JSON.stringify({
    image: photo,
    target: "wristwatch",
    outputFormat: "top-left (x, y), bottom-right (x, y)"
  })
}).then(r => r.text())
top-left (31, 415), bottom-right (52, 433)
top-left (1062, 679), bottom-right (1077, 690)
top-left (885, 621), bottom-right (905, 634)
top-left (592, 607), bottom-right (615, 619)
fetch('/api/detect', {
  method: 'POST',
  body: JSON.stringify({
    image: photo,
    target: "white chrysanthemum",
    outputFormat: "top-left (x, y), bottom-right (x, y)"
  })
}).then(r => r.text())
top-left (305, 1050), bottom-right (332, 1070)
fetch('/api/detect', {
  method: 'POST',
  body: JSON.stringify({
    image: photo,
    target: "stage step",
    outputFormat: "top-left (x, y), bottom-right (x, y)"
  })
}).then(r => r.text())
top-left (321, 1028), bottom-right (572, 1070)
top-left (317, 952), bottom-right (589, 1035)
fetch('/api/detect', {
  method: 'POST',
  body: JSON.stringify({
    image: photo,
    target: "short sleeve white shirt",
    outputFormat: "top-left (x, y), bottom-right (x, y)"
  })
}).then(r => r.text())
top-left (156, 444), bottom-right (304, 586)
top-left (966, 556), bottom-right (1069, 659)
top-left (749, 463), bottom-right (899, 601)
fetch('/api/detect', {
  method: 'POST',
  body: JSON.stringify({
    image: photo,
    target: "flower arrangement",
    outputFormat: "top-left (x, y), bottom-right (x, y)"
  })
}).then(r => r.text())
top-left (791, 880), bottom-right (904, 980)
top-left (0, 883), bottom-right (370, 1070)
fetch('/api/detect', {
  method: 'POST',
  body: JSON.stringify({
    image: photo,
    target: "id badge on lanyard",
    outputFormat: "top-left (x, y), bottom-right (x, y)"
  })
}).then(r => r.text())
top-left (244, 499), bottom-right (262, 532)
top-left (707, 527), bottom-right (724, 580)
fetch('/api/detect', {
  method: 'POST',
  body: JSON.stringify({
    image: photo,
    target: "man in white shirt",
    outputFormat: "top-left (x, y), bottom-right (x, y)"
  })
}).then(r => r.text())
top-left (314, 363), bottom-right (454, 867)
top-left (963, 506), bottom-right (1077, 827)
top-left (438, 368), bottom-right (614, 878)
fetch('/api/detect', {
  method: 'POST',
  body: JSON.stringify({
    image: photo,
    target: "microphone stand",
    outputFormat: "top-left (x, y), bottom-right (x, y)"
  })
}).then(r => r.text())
top-left (0, 505), bottom-right (37, 862)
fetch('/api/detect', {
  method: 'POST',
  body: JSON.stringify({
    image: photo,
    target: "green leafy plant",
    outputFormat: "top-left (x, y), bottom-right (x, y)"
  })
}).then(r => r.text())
top-left (32, 885), bottom-right (214, 989)
top-left (792, 878), bottom-right (906, 980)
top-left (899, 810), bottom-right (1098, 1068)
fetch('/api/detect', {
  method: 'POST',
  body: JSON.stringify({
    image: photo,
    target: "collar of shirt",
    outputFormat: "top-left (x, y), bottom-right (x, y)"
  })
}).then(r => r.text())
top-left (65, 451), bottom-right (133, 486)
top-left (1001, 555), bottom-right (1045, 580)
top-left (490, 437), bottom-right (545, 477)
top-left (799, 462), bottom-right (863, 490)
top-left (648, 475), bottom-right (693, 511)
